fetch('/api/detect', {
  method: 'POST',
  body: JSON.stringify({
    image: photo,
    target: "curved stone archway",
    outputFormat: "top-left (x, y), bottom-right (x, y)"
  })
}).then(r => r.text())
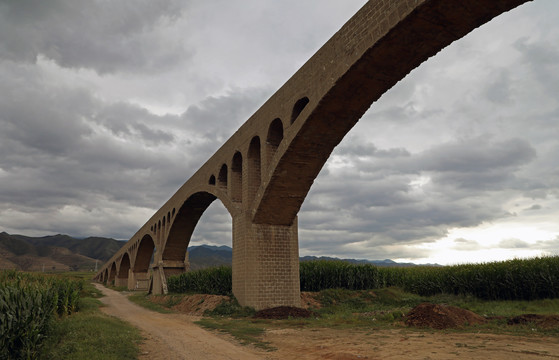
top-left (108, 262), bottom-right (117, 285)
top-left (116, 253), bottom-right (131, 287)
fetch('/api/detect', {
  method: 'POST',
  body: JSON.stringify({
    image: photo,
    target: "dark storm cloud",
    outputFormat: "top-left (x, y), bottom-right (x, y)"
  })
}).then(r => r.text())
top-left (93, 102), bottom-right (176, 145)
top-left (0, 56), bottom-right (271, 238)
top-left (0, 0), bottom-right (186, 74)
top-left (180, 88), bottom-right (270, 143)
top-left (415, 137), bottom-right (536, 175)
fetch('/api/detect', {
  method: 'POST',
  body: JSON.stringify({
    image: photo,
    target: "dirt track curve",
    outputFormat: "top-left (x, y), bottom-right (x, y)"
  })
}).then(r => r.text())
top-left (95, 284), bottom-right (266, 360)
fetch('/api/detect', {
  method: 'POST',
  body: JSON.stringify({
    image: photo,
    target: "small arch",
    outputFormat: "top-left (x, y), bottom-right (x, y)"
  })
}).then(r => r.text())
top-left (231, 152), bottom-right (243, 202)
top-left (172, 208), bottom-right (175, 217)
top-left (291, 97), bottom-right (309, 124)
top-left (248, 136), bottom-right (261, 204)
top-left (167, 212), bottom-right (170, 224)
top-left (134, 234), bottom-right (156, 273)
top-left (104, 269), bottom-right (108, 284)
top-left (118, 253), bottom-right (131, 280)
top-left (163, 216), bottom-right (166, 226)
top-left (108, 262), bottom-right (117, 285)
top-left (209, 175), bottom-right (216, 185)
top-left (158, 220), bottom-right (161, 229)
top-left (218, 164), bottom-right (228, 189)
top-left (266, 118), bottom-right (284, 166)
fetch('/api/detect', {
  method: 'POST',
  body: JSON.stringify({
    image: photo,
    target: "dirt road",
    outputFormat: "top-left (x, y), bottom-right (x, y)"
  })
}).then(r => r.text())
top-left (95, 284), bottom-right (266, 360)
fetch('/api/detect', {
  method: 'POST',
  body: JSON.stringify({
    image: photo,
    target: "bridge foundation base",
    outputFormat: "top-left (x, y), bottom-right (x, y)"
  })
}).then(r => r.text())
top-left (129, 271), bottom-right (151, 291)
top-left (114, 277), bottom-right (127, 287)
top-left (232, 213), bottom-right (301, 311)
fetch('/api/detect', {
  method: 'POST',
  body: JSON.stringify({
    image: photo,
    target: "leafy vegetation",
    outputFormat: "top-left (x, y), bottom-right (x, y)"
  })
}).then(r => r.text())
top-left (204, 297), bottom-right (255, 318)
top-left (300, 260), bottom-right (382, 291)
top-left (397, 257), bottom-right (559, 300)
top-left (127, 292), bottom-right (175, 314)
top-left (0, 271), bottom-right (142, 360)
top-left (168, 265), bottom-right (232, 295)
top-left (43, 298), bottom-right (142, 360)
top-left (0, 270), bottom-right (83, 359)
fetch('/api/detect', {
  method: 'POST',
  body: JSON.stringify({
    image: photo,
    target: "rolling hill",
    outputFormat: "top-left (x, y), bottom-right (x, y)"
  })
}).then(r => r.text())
top-left (0, 232), bottom-right (125, 271)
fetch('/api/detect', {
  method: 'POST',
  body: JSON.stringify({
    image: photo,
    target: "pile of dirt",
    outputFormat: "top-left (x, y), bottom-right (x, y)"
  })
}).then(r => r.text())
top-left (405, 302), bottom-right (486, 329)
top-left (508, 314), bottom-right (559, 329)
top-left (254, 306), bottom-right (314, 319)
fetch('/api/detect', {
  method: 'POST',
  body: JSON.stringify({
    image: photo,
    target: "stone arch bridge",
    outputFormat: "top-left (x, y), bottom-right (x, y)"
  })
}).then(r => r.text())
top-left (95, 0), bottom-right (532, 310)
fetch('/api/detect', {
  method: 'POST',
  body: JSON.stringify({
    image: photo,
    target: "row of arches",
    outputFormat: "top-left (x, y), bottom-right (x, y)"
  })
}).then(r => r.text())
top-left (96, 96), bottom-right (311, 287)
top-left (207, 96), bottom-right (309, 205)
top-left (150, 208), bottom-right (176, 235)
top-left (99, 234), bottom-right (156, 288)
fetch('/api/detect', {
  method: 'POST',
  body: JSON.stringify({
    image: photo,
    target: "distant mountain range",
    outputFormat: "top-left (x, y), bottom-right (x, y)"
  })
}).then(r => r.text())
top-left (189, 244), bottom-right (438, 269)
top-left (0, 232), bottom-right (125, 271)
top-left (0, 232), bottom-right (437, 272)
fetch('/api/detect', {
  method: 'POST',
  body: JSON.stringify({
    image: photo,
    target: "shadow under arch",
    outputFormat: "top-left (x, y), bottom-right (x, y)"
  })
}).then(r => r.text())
top-left (108, 262), bottom-right (117, 284)
top-left (118, 253), bottom-right (131, 279)
top-left (135, 234), bottom-right (156, 273)
top-left (163, 191), bottom-right (233, 262)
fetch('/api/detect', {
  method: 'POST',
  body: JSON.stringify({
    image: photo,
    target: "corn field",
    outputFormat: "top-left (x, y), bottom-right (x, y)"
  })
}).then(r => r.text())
top-left (168, 256), bottom-right (559, 302)
top-left (0, 270), bottom-right (83, 360)
top-left (397, 256), bottom-right (559, 300)
top-left (302, 256), bottom-right (559, 300)
top-left (168, 266), bottom-right (232, 295)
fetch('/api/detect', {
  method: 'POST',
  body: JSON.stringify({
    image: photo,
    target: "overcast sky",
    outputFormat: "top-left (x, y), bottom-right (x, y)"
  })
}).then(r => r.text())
top-left (0, 0), bottom-right (557, 265)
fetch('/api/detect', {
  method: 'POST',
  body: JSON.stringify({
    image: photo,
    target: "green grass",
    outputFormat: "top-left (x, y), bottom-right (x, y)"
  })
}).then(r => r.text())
top-left (127, 292), bottom-right (175, 314)
top-left (43, 314), bottom-right (142, 359)
top-left (42, 297), bottom-right (143, 360)
top-left (203, 297), bottom-right (255, 318)
top-left (195, 318), bottom-right (275, 351)
top-left (195, 286), bottom-right (559, 339)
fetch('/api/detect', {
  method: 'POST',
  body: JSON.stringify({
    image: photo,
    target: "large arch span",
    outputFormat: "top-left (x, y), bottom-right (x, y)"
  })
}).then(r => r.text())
top-left (95, 0), bottom-right (533, 310)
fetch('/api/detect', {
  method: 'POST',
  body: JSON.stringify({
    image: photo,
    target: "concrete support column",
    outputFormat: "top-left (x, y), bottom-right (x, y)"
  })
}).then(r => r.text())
top-left (115, 276), bottom-right (127, 287)
top-left (128, 270), bottom-right (151, 290)
top-left (232, 212), bottom-right (301, 310)
top-left (151, 260), bottom-right (188, 295)
top-left (127, 269), bottom-right (135, 290)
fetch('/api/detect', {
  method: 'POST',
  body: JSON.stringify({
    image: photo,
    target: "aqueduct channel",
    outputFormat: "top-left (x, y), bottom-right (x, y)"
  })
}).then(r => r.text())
top-left (95, 0), bottom-right (533, 310)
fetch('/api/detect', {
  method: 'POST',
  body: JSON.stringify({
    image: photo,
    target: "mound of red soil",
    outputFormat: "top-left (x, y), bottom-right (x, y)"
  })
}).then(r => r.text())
top-left (405, 302), bottom-right (486, 329)
top-left (508, 314), bottom-right (559, 329)
top-left (254, 306), bottom-right (313, 319)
